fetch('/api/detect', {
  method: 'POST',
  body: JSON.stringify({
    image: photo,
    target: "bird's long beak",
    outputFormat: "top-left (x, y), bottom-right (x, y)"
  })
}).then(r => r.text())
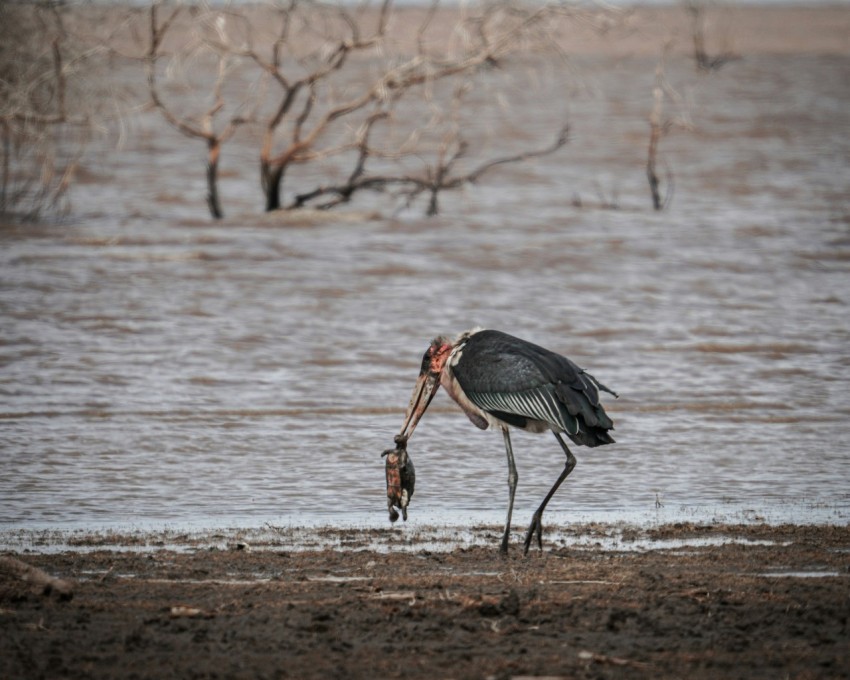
top-left (398, 370), bottom-right (440, 442)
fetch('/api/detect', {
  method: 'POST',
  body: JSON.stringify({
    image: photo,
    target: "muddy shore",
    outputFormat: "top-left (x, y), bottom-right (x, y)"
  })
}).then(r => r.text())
top-left (2, 523), bottom-right (848, 679)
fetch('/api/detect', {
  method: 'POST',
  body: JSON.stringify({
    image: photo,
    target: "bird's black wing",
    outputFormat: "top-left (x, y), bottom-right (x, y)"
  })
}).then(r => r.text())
top-left (452, 330), bottom-right (615, 446)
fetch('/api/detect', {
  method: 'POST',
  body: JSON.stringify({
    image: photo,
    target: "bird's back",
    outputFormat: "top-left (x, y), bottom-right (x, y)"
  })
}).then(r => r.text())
top-left (451, 329), bottom-right (616, 447)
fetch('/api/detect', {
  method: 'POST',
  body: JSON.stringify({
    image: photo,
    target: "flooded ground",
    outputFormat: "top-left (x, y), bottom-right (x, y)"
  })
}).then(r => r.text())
top-left (1, 6), bottom-right (850, 539)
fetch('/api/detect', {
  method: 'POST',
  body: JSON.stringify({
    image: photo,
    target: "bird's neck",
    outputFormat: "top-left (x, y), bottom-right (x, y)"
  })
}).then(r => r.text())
top-left (441, 363), bottom-right (490, 431)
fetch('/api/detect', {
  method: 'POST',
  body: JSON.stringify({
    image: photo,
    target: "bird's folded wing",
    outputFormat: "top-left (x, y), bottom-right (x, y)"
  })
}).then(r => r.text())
top-left (465, 385), bottom-right (581, 435)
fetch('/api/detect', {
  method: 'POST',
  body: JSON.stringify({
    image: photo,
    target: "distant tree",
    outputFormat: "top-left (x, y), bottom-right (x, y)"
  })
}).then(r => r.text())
top-left (143, 3), bottom-right (261, 219)
top-left (0, 2), bottom-right (100, 219)
top-left (142, 0), bottom-right (579, 217)
top-left (647, 47), bottom-right (693, 210)
top-left (241, 0), bottom-right (571, 214)
top-left (684, 1), bottom-right (738, 72)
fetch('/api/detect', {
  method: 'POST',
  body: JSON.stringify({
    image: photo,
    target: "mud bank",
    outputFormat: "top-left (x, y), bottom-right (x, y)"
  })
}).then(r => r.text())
top-left (2, 523), bottom-right (848, 679)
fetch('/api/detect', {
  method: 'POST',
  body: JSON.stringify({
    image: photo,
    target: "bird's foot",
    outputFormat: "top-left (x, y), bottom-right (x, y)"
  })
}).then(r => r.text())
top-left (499, 535), bottom-right (510, 556)
top-left (522, 512), bottom-right (544, 556)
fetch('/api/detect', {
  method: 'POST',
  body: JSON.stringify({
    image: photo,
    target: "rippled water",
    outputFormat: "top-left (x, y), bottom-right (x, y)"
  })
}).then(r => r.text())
top-left (2, 54), bottom-right (849, 532)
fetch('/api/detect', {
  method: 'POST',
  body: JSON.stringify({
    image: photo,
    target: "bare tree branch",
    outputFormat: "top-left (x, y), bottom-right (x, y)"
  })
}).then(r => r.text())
top-left (1, 1), bottom-right (105, 218)
top-left (685, 1), bottom-right (738, 72)
top-left (290, 121), bottom-right (570, 216)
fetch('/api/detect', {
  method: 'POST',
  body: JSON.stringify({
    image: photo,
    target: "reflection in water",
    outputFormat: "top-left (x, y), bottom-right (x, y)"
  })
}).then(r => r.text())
top-left (1, 55), bottom-right (849, 530)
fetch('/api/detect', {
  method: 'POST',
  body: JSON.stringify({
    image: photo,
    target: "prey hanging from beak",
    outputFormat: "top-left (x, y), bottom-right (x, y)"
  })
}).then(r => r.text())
top-left (382, 337), bottom-right (453, 522)
top-left (383, 435), bottom-right (415, 522)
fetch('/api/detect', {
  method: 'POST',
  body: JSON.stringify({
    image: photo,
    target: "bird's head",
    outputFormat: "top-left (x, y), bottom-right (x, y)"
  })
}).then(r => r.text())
top-left (420, 336), bottom-right (453, 376)
top-left (397, 336), bottom-right (453, 443)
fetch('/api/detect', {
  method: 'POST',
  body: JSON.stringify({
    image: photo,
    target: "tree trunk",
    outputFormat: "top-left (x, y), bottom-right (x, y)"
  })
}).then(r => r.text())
top-left (206, 139), bottom-right (223, 219)
top-left (427, 188), bottom-right (440, 216)
top-left (647, 69), bottom-right (664, 211)
top-left (646, 124), bottom-right (662, 211)
top-left (261, 161), bottom-right (285, 212)
top-left (1, 121), bottom-right (9, 212)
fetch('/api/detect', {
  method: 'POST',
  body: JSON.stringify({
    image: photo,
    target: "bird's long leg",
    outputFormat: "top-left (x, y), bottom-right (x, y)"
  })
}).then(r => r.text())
top-left (500, 427), bottom-right (519, 555)
top-left (523, 432), bottom-right (576, 556)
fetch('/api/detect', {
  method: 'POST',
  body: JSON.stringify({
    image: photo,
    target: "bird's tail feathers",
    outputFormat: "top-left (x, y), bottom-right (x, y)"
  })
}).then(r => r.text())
top-left (585, 371), bottom-right (618, 399)
top-left (568, 427), bottom-right (616, 448)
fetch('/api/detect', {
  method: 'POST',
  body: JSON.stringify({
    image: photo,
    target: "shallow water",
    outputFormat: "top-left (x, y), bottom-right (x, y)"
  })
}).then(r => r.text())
top-left (0, 523), bottom-right (798, 556)
top-left (2, 53), bottom-right (849, 533)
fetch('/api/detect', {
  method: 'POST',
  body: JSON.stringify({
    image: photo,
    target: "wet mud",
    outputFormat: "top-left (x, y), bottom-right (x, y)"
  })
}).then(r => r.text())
top-left (2, 523), bottom-right (848, 679)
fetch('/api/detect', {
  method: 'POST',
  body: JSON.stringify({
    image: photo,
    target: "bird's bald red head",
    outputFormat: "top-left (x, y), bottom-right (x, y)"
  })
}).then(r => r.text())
top-left (422, 337), bottom-right (453, 376)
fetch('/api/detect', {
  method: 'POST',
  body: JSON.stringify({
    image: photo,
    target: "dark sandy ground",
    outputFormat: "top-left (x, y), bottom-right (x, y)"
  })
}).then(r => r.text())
top-left (2, 523), bottom-right (848, 679)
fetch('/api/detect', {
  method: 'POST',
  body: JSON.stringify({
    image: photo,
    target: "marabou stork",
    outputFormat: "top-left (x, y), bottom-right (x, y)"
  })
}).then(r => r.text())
top-left (395, 328), bottom-right (617, 555)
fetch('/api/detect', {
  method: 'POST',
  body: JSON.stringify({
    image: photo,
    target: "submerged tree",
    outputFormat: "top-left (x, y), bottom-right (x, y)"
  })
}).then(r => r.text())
top-left (241, 0), bottom-right (572, 214)
top-left (684, 0), bottom-right (738, 72)
top-left (646, 48), bottom-right (693, 211)
top-left (134, 0), bottom-right (587, 217)
top-left (0, 2), bottom-right (100, 219)
top-left (142, 4), bottom-right (261, 219)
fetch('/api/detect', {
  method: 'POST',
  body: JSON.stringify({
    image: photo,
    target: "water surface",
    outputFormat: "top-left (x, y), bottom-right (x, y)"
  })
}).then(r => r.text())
top-left (2, 54), bottom-right (849, 533)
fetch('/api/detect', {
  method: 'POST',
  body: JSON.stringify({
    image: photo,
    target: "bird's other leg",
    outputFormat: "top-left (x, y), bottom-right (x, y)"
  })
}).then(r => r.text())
top-left (500, 427), bottom-right (518, 555)
top-left (523, 432), bottom-right (576, 556)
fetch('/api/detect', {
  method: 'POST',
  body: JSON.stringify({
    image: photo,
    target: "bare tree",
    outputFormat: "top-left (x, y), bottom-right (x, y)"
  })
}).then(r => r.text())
top-left (293, 121), bottom-right (571, 217)
top-left (228, 0), bottom-right (397, 212)
top-left (143, 3), bottom-right (261, 219)
top-left (209, 0), bottom-right (573, 215)
top-left (96, 0), bottom-right (621, 219)
top-left (646, 61), bottom-right (666, 211)
top-left (289, 81), bottom-right (570, 216)
top-left (684, 1), bottom-right (737, 72)
top-left (646, 48), bottom-right (693, 210)
top-left (0, 2), bottom-right (99, 219)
